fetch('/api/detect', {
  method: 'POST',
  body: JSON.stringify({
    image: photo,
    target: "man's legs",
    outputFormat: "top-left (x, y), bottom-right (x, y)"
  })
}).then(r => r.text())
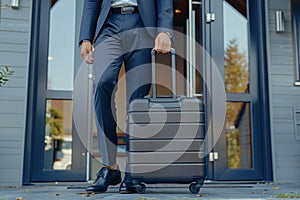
top-left (88, 10), bottom-right (153, 193)
top-left (93, 11), bottom-right (126, 168)
top-left (86, 14), bottom-right (124, 193)
top-left (94, 12), bottom-right (152, 169)
top-left (93, 52), bottom-right (123, 167)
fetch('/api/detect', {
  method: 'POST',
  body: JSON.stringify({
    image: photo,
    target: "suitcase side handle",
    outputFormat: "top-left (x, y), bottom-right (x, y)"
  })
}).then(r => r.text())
top-left (151, 48), bottom-right (176, 99)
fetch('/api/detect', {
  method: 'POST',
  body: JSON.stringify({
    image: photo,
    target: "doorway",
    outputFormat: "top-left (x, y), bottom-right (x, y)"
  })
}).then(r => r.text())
top-left (24, 0), bottom-right (272, 183)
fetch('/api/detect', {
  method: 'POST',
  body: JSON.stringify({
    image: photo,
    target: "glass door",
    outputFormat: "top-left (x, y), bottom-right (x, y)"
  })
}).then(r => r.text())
top-left (207, 0), bottom-right (270, 180)
top-left (29, 0), bottom-right (86, 181)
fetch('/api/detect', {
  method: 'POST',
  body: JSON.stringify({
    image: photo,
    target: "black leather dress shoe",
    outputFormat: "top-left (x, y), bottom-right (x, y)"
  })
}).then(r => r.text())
top-left (119, 173), bottom-right (138, 194)
top-left (86, 167), bottom-right (121, 193)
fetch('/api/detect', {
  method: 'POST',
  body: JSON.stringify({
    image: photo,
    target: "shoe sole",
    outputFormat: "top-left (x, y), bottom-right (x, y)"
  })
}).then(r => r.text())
top-left (119, 186), bottom-right (138, 194)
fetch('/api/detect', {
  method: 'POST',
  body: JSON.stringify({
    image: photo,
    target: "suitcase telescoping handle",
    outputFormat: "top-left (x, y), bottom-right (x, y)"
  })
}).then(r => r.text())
top-left (151, 48), bottom-right (176, 99)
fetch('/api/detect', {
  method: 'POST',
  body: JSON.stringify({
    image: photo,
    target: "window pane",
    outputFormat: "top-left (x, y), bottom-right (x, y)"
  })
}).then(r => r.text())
top-left (226, 102), bottom-right (252, 169)
top-left (47, 0), bottom-right (76, 90)
top-left (224, 0), bottom-right (250, 93)
top-left (44, 100), bottom-right (73, 170)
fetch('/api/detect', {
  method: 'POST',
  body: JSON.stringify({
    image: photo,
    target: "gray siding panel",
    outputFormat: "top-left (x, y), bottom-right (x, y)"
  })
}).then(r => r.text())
top-left (0, 155), bottom-right (23, 168)
top-left (0, 141), bottom-right (23, 148)
top-left (0, 100), bottom-right (25, 114)
top-left (269, 55), bottom-right (294, 65)
top-left (270, 44), bottom-right (294, 56)
top-left (272, 94), bottom-right (300, 107)
top-left (0, 43), bottom-right (29, 53)
top-left (269, 32), bottom-right (292, 44)
top-left (0, 51), bottom-right (29, 66)
top-left (0, 0), bottom-right (32, 186)
top-left (0, 114), bottom-right (25, 128)
top-left (267, 0), bottom-right (300, 184)
top-left (0, 128), bottom-right (23, 140)
top-left (0, 87), bottom-right (26, 101)
top-left (270, 64), bottom-right (294, 75)
top-left (0, 7), bottom-right (31, 20)
top-left (273, 107), bottom-right (294, 119)
top-left (271, 74), bottom-right (295, 86)
top-left (0, 169), bottom-right (21, 185)
top-left (0, 31), bottom-right (29, 44)
top-left (0, 148), bottom-right (22, 155)
top-left (272, 86), bottom-right (300, 95)
top-left (273, 122), bottom-right (295, 140)
top-left (0, 18), bottom-right (29, 32)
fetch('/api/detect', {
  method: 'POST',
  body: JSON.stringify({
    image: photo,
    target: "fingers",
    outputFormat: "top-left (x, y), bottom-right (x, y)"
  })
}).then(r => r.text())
top-left (80, 41), bottom-right (94, 64)
top-left (155, 32), bottom-right (171, 54)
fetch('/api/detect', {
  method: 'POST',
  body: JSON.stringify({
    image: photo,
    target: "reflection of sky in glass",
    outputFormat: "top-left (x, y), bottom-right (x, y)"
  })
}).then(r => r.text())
top-left (47, 0), bottom-right (75, 91)
top-left (224, 1), bottom-right (248, 55)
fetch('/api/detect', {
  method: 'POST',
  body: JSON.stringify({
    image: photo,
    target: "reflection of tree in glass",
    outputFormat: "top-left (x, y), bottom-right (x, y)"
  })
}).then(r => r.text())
top-left (225, 39), bottom-right (249, 131)
top-left (46, 108), bottom-right (65, 165)
top-left (224, 39), bottom-right (249, 168)
top-left (224, 39), bottom-right (249, 93)
top-left (46, 108), bottom-right (64, 140)
top-left (226, 129), bottom-right (240, 168)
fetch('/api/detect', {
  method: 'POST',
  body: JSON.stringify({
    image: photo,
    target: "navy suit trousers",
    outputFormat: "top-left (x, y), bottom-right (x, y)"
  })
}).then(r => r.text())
top-left (93, 11), bottom-right (153, 166)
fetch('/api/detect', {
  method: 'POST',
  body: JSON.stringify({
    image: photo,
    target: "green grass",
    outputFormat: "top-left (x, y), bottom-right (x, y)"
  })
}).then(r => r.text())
top-left (275, 193), bottom-right (300, 198)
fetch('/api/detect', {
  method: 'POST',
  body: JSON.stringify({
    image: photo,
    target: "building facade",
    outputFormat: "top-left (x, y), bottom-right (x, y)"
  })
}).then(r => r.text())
top-left (0, 0), bottom-right (299, 186)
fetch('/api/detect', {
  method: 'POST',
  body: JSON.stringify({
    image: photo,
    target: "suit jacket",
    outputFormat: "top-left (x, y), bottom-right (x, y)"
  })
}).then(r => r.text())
top-left (79, 0), bottom-right (173, 44)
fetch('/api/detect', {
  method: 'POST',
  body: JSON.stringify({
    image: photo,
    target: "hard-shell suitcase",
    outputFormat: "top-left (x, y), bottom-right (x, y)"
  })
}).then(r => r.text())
top-left (127, 49), bottom-right (206, 194)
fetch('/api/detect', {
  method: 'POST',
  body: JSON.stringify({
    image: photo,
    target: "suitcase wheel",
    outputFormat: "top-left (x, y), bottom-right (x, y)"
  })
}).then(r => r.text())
top-left (136, 183), bottom-right (146, 194)
top-left (189, 183), bottom-right (201, 194)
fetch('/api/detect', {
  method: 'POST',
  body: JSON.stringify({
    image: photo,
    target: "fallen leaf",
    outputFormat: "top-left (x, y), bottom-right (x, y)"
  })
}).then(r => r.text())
top-left (24, 190), bottom-right (30, 193)
top-left (262, 191), bottom-right (267, 195)
top-left (86, 193), bottom-right (95, 197)
top-left (55, 193), bottom-right (60, 196)
top-left (16, 197), bottom-right (23, 200)
top-left (76, 192), bottom-right (87, 195)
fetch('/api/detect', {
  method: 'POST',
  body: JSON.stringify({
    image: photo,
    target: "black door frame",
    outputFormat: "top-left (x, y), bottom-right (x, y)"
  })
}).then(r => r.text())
top-left (23, 0), bottom-right (86, 183)
top-left (204, 0), bottom-right (273, 181)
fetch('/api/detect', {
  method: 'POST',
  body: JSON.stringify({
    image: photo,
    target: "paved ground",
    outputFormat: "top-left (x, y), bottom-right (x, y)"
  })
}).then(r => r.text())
top-left (0, 182), bottom-right (299, 200)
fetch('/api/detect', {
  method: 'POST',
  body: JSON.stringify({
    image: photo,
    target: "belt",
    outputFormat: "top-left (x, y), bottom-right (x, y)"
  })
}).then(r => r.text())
top-left (111, 6), bottom-right (138, 14)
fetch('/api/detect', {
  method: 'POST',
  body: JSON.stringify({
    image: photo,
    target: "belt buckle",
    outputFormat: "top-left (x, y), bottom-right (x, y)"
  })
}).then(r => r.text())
top-left (121, 6), bottom-right (134, 14)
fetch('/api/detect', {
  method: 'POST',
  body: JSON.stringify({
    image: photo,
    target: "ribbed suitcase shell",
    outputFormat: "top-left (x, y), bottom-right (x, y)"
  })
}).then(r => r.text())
top-left (128, 97), bottom-right (206, 183)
